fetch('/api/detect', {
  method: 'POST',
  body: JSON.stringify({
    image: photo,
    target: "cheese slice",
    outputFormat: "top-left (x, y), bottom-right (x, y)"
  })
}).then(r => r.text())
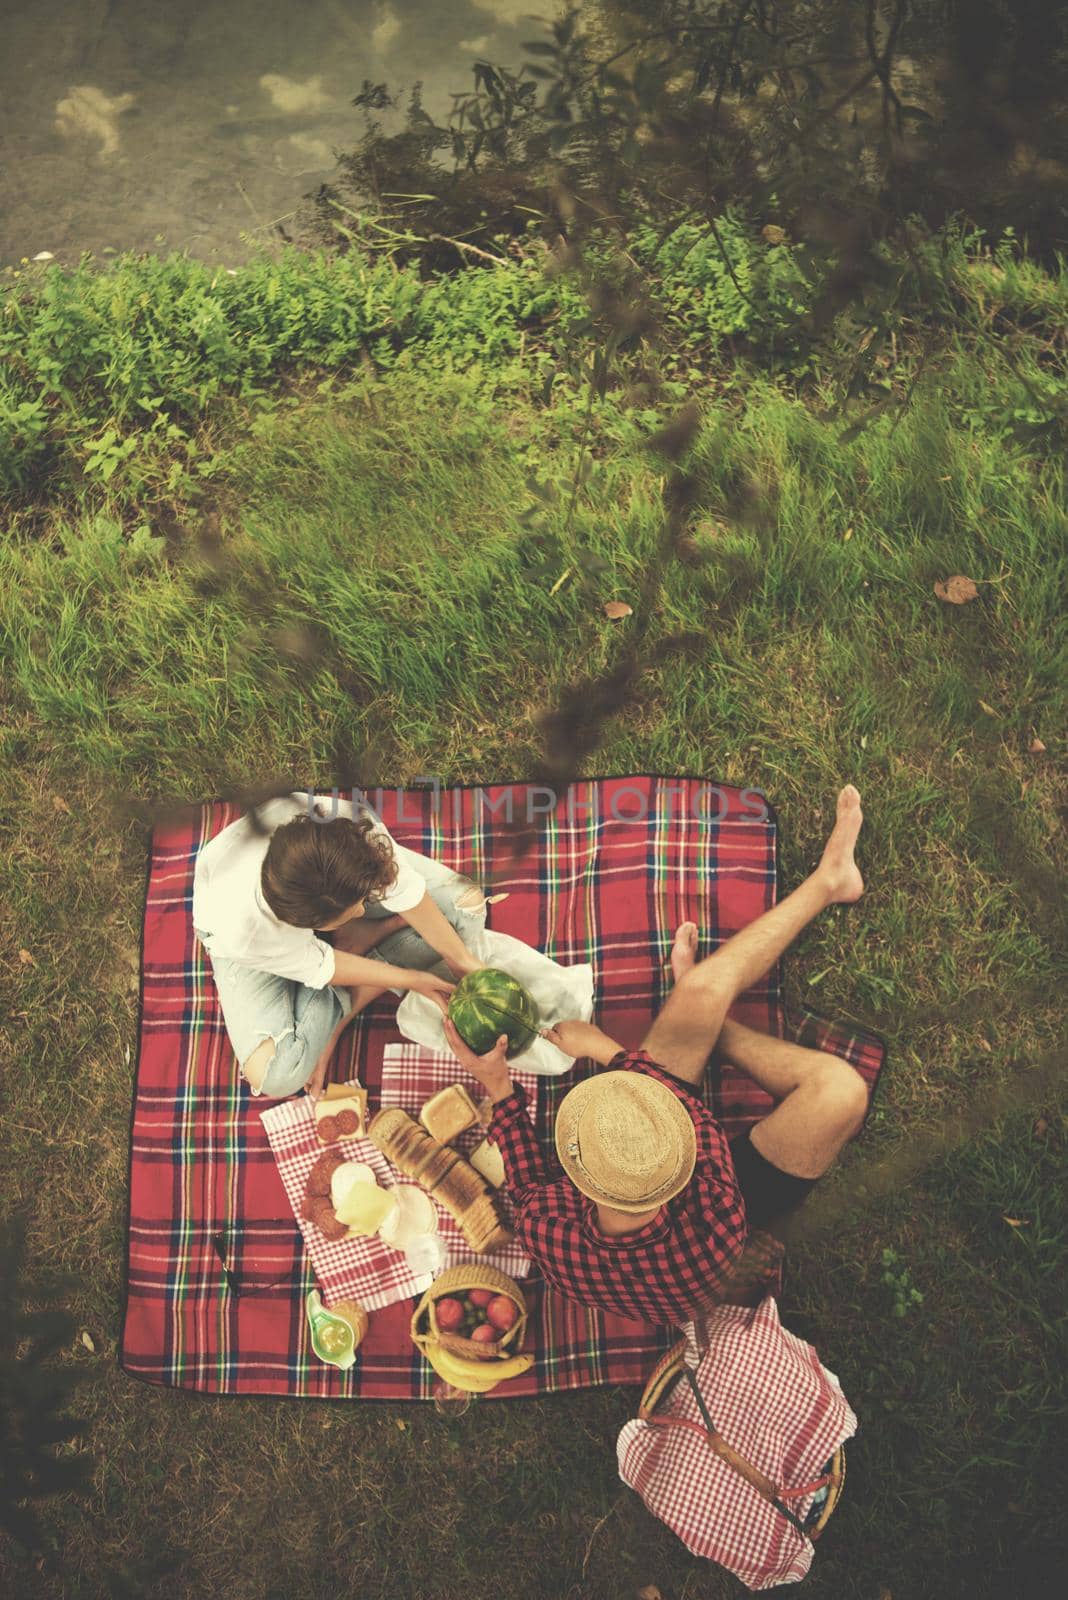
top-left (378, 1185), bottom-right (437, 1249)
top-left (321, 1081), bottom-right (364, 1101)
top-left (468, 1138), bottom-right (506, 1189)
top-left (330, 1161), bottom-right (378, 1213)
top-left (335, 1182), bottom-right (397, 1237)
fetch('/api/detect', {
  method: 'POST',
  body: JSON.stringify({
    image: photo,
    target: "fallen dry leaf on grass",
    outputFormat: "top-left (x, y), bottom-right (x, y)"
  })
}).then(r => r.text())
top-left (18, 949), bottom-right (35, 965)
top-left (1033, 1117), bottom-right (1049, 1139)
top-left (978, 700), bottom-right (997, 716)
top-left (1028, 737), bottom-right (1046, 754)
top-left (603, 600), bottom-right (633, 620)
top-left (1002, 1217), bottom-right (1030, 1228)
top-left (52, 794), bottom-right (71, 814)
top-left (934, 575), bottom-right (979, 604)
top-left (80, 1331), bottom-right (96, 1352)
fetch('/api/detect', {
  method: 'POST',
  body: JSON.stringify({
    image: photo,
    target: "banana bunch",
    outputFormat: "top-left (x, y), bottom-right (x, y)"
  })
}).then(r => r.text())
top-left (424, 1340), bottom-right (534, 1394)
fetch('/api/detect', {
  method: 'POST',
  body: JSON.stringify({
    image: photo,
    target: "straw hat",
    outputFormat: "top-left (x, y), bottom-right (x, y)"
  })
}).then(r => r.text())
top-left (554, 1072), bottom-right (697, 1213)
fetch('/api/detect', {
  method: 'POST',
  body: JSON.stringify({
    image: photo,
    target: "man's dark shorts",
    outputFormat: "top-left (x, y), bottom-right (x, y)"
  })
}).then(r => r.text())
top-left (728, 1130), bottom-right (817, 1228)
top-left (652, 1059), bottom-right (817, 1229)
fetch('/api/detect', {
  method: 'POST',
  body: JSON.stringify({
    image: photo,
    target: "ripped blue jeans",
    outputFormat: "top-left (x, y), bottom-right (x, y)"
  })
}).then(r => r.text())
top-left (196, 864), bottom-right (485, 1099)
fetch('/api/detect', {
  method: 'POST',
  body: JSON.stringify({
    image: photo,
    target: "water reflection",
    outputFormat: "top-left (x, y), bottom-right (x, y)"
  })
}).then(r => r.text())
top-left (0, 0), bottom-right (542, 265)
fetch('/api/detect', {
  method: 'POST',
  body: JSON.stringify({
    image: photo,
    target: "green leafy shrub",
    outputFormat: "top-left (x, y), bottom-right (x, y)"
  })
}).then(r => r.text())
top-left (630, 212), bottom-right (812, 349)
top-left (0, 214), bottom-right (802, 504)
top-left (0, 248), bottom-right (588, 502)
top-left (2, 214), bottom-right (1066, 507)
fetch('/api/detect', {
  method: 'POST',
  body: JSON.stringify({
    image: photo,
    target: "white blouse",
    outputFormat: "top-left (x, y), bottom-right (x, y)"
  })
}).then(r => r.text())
top-left (191, 793), bottom-right (426, 987)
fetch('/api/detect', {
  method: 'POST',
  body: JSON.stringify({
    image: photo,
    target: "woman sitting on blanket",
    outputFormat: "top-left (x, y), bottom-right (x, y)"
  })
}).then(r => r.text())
top-left (192, 792), bottom-right (483, 1101)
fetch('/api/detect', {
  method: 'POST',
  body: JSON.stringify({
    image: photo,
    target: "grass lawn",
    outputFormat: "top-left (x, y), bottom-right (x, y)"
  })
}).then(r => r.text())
top-left (1, 251), bottom-right (1066, 1599)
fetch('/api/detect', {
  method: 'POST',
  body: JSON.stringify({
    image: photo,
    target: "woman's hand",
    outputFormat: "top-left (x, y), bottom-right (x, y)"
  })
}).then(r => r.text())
top-left (403, 970), bottom-right (456, 1012)
top-left (442, 1018), bottom-right (514, 1103)
top-left (541, 1019), bottom-right (624, 1065)
top-left (304, 1047), bottom-right (332, 1102)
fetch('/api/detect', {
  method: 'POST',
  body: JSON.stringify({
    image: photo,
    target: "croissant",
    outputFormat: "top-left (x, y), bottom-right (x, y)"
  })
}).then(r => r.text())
top-left (368, 1108), bottom-right (513, 1255)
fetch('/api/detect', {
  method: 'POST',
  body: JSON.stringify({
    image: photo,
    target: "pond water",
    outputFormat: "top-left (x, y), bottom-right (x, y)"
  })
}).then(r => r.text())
top-left (0, 0), bottom-right (545, 268)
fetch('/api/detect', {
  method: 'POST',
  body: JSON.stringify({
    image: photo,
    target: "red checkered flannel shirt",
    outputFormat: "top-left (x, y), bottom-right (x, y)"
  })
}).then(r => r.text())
top-left (489, 1050), bottom-right (779, 1327)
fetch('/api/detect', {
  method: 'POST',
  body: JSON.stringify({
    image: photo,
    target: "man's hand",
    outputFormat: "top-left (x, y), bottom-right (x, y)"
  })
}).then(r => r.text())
top-left (403, 970), bottom-right (456, 1013)
top-left (442, 1017), bottom-right (514, 1103)
top-left (541, 1019), bottom-right (624, 1065)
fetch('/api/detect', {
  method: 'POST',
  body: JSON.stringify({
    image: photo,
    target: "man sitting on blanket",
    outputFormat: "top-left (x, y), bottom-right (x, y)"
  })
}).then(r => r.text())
top-left (442, 785), bottom-right (870, 1327)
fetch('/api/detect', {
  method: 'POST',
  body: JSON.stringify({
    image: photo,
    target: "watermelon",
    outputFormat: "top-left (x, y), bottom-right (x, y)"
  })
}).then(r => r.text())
top-left (448, 967), bottom-right (539, 1056)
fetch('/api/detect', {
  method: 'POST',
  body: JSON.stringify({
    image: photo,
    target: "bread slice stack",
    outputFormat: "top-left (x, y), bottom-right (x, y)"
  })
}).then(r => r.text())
top-left (419, 1083), bottom-right (479, 1143)
top-left (368, 1108), bottom-right (513, 1255)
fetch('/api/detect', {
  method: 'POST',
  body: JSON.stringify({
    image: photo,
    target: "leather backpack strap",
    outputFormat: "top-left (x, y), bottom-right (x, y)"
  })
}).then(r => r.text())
top-left (680, 1367), bottom-right (810, 1541)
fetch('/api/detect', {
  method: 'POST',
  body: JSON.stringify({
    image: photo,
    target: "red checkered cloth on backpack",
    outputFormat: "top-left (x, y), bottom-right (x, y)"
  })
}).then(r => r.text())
top-left (617, 1295), bottom-right (857, 1589)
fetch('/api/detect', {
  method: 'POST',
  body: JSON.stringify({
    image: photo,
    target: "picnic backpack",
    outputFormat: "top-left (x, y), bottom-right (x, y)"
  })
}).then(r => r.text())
top-left (617, 1296), bottom-right (855, 1591)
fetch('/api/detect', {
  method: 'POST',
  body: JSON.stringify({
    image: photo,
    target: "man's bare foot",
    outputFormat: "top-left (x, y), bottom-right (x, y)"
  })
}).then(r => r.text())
top-left (670, 921), bottom-right (699, 982)
top-left (818, 785), bottom-right (865, 903)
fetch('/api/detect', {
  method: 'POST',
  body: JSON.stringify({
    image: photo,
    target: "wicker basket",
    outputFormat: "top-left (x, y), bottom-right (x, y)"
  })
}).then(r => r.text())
top-left (411, 1263), bottom-right (528, 1361)
top-left (638, 1339), bottom-right (845, 1538)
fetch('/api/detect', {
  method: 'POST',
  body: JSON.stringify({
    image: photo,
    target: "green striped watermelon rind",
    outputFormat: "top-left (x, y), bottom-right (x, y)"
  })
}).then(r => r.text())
top-left (450, 1002), bottom-right (538, 1056)
top-left (448, 968), bottom-right (540, 1057)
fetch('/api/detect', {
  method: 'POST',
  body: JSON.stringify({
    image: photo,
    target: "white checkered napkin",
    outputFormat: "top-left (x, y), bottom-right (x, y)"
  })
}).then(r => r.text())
top-left (260, 1098), bottom-right (434, 1312)
top-left (379, 1043), bottom-right (539, 1277)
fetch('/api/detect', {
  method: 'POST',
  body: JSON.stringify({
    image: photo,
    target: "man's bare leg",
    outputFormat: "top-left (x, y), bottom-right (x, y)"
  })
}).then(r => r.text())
top-left (641, 786), bottom-right (865, 1084)
top-left (716, 1017), bottom-right (868, 1177)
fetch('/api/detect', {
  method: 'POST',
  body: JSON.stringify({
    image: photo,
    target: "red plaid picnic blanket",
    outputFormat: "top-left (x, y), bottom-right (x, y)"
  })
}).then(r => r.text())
top-left (120, 778), bottom-right (885, 1398)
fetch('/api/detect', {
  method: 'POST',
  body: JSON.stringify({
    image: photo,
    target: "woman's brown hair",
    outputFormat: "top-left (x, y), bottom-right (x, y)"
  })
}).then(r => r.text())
top-left (260, 814), bottom-right (398, 928)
